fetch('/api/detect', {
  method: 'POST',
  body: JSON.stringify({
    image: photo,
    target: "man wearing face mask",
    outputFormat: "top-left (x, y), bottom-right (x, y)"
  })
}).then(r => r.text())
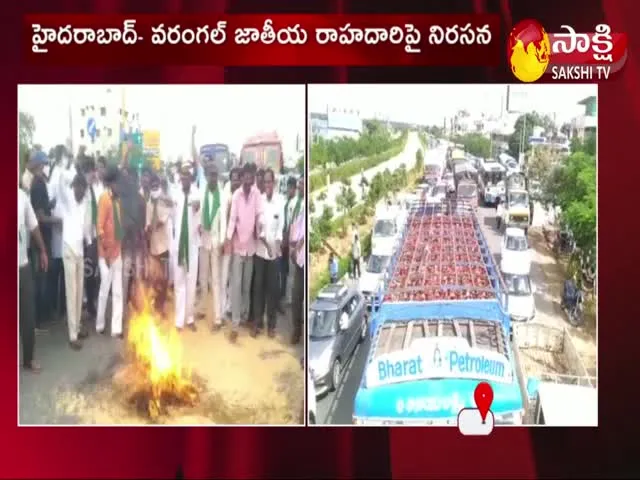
top-left (146, 174), bottom-right (172, 314)
top-left (172, 163), bottom-right (201, 332)
top-left (197, 162), bottom-right (226, 330)
top-left (221, 167), bottom-right (242, 319)
top-left (48, 145), bottom-right (70, 322)
top-left (96, 166), bottom-right (124, 338)
top-left (58, 169), bottom-right (92, 350)
top-left (29, 150), bottom-right (63, 331)
top-left (82, 156), bottom-right (105, 321)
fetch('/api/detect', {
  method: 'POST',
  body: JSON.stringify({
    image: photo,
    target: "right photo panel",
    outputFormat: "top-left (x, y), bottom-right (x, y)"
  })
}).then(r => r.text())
top-left (307, 84), bottom-right (597, 427)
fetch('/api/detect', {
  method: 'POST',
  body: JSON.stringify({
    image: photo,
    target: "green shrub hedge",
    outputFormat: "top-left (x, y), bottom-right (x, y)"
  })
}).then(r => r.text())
top-left (310, 131), bottom-right (408, 193)
top-left (309, 231), bottom-right (372, 300)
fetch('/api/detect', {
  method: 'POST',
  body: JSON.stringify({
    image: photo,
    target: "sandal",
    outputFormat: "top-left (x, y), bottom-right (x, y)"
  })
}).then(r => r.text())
top-left (23, 361), bottom-right (41, 373)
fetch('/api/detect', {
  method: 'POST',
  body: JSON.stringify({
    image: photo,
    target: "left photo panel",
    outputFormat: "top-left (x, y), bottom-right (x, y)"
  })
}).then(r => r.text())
top-left (18, 84), bottom-right (307, 426)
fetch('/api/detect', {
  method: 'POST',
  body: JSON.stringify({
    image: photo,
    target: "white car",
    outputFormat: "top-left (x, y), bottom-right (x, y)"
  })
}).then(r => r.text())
top-left (443, 172), bottom-right (455, 190)
top-left (500, 227), bottom-right (532, 275)
top-left (359, 252), bottom-right (392, 311)
top-left (484, 181), bottom-right (505, 206)
top-left (371, 215), bottom-right (400, 253)
top-left (503, 273), bottom-right (536, 322)
top-left (308, 367), bottom-right (317, 424)
top-left (426, 183), bottom-right (447, 203)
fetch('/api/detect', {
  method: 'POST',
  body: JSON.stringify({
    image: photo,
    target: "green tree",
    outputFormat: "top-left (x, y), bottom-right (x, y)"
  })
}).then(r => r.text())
top-left (508, 112), bottom-right (555, 158)
top-left (344, 185), bottom-right (357, 212)
top-left (19, 111), bottom-right (36, 173)
top-left (316, 206), bottom-right (335, 238)
top-left (541, 151), bottom-right (595, 252)
top-left (570, 132), bottom-right (596, 156)
top-left (309, 219), bottom-right (322, 253)
top-left (309, 198), bottom-right (315, 214)
top-left (415, 148), bottom-right (424, 174)
top-left (527, 146), bottom-right (563, 184)
top-left (452, 133), bottom-right (491, 159)
top-left (296, 155), bottom-right (304, 174)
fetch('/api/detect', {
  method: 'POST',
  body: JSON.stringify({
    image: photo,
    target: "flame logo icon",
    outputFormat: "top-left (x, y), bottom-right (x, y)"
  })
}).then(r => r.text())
top-left (507, 19), bottom-right (551, 83)
top-left (433, 344), bottom-right (442, 368)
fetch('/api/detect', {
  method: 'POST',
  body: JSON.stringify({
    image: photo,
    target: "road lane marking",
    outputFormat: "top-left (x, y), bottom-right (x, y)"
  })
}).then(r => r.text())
top-left (324, 341), bottom-right (362, 424)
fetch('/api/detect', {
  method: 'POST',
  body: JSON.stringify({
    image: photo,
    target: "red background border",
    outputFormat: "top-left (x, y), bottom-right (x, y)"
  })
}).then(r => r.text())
top-left (7, 0), bottom-right (639, 478)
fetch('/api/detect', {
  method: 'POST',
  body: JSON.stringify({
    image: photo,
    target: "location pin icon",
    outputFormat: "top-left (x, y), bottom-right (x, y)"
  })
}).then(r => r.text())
top-left (474, 382), bottom-right (494, 424)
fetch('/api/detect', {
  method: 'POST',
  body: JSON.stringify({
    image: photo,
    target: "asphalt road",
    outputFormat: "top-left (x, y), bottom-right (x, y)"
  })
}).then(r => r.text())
top-left (19, 299), bottom-right (302, 425)
top-left (313, 201), bottom-right (566, 424)
top-left (312, 132), bottom-right (450, 219)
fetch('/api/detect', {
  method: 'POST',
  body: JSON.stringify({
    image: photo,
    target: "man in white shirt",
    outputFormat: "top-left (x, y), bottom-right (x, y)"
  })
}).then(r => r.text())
top-left (221, 167), bottom-right (242, 318)
top-left (351, 224), bottom-right (362, 279)
top-left (146, 174), bottom-right (172, 314)
top-left (58, 170), bottom-right (92, 349)
top-left (197, 162), bottom-right (227, 330)
top-left (82, 156), bottom-right (105, 320)
top-left (172, 164), bottom-right (201, 332)
top-left (47, 146), bottom-right (69, 320)
top-left (280, 176), bottom-right (298, 310)
top-left (284, 177), bottom-right (303, 305)
top-left (19, 188), bottom-right (49, 372)
top-left (251, 169), bottom-right (284, 338)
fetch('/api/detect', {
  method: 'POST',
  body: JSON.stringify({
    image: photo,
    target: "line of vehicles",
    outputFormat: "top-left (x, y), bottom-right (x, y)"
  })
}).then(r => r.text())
top-left (194, 132), bottom-right (298, 194)
top-left (308, 143), bottom-right (596, 426)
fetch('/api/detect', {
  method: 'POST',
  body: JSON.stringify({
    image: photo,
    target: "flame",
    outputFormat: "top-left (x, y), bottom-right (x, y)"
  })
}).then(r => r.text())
top-left (510, 38), bottom-right (550, 83)
top-left (126, 286), bottom-right (197, 417)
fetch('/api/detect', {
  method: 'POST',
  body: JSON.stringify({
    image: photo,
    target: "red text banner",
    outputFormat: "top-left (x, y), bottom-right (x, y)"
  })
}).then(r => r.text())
top-left (25, 14), bottom-right (501, 67)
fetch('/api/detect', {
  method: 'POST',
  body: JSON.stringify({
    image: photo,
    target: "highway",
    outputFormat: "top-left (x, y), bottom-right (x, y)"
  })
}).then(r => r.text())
top-left (311, 132), bottom-right (448, 219)
top-left (313, 202), bottom-right (567, 425)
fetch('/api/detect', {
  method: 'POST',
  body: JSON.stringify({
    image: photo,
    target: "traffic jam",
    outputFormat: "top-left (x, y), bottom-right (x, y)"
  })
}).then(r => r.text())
top-left (308, 140), bottom-right (596, 427)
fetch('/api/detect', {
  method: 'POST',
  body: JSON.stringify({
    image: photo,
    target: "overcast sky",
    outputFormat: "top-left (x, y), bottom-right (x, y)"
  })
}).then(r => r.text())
top-left (18, 85), bottom-right (305, 159)
top-left (308, 84), bottom-right (598, 126)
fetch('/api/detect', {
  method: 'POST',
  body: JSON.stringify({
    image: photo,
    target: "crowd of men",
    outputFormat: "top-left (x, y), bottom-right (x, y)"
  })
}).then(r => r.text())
top-left (18, 144), bottom-right (306, 373)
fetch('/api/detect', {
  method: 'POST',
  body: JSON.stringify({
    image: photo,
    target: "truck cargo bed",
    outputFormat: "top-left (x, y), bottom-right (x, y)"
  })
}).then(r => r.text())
top-left (384, 201), bottom-right (502, 303)
top-left (513, 323), bottom-right (596, 388)
top-left (372, 318), bottom-right (508, 359)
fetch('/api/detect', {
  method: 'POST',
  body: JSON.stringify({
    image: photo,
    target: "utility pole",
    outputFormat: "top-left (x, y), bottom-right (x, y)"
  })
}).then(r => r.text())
top-left (67, 102), bottom-right (74, 155)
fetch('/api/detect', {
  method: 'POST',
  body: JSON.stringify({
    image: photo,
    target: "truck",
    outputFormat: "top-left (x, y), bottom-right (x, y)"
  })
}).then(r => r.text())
top-left (447, 148), bottom-right (466, 172)
top-left (199, 144), bottom-right (231, 181)
top-left (239, 131), bottom-right (284, 173)
top-left (353, 200), bottom-right (525, 425)
top-left (423, 163), bottom-right (443, 186)
top-left (240, 131), bottom-right (288, 193)
top-left (478, 158), bottom-right (507, 206)
top-left (512, 322), bottom-right (597, 425)
top-left (501, 172), bottom-right (531, 233)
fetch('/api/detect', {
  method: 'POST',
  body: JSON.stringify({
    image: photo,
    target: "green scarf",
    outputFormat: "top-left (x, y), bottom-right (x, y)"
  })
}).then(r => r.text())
top-left (113, 196), bottom-right (124, 241)
top-left (292, 195), bottom-right (302, 222)
top-left (285, 196), bottom-right (302, 229)
top-left (202, 186), bottom-right (220, 232)
top-left (151, 199), bottom-right (158, 227)
top-left (178, 195), bottom-right (190, 270)
top-left (90, 186), bottom-right (97, 227)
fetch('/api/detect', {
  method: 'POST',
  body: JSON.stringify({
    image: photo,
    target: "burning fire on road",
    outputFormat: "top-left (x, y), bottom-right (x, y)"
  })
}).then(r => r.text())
top-left (115, 288), bottom-right (202, 420)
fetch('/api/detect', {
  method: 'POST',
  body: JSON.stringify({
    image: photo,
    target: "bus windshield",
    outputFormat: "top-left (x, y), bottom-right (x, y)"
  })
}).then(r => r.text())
top-left (241, 143), bottom-right (282, 171)
top-left (200, 144), bottom-right (230, 173)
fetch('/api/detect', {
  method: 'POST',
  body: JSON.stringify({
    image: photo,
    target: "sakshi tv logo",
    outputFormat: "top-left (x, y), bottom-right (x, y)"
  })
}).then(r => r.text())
top-left (507, 20), bottom-right (628, 82)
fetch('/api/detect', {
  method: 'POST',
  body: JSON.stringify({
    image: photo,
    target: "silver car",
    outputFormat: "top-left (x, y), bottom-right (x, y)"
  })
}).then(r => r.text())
top-left (308, 284), bottom-right (367, 396)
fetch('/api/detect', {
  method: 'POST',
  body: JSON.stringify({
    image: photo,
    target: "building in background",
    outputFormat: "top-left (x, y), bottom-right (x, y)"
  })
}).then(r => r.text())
top-left (142, 129), bottom-right (161, 169)
top-left (70, 86), bottom-right (141, 157)
top-left (571, 96), bottom-right (597, 141)
top-left (310, 106), bottom-right (363, 141)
